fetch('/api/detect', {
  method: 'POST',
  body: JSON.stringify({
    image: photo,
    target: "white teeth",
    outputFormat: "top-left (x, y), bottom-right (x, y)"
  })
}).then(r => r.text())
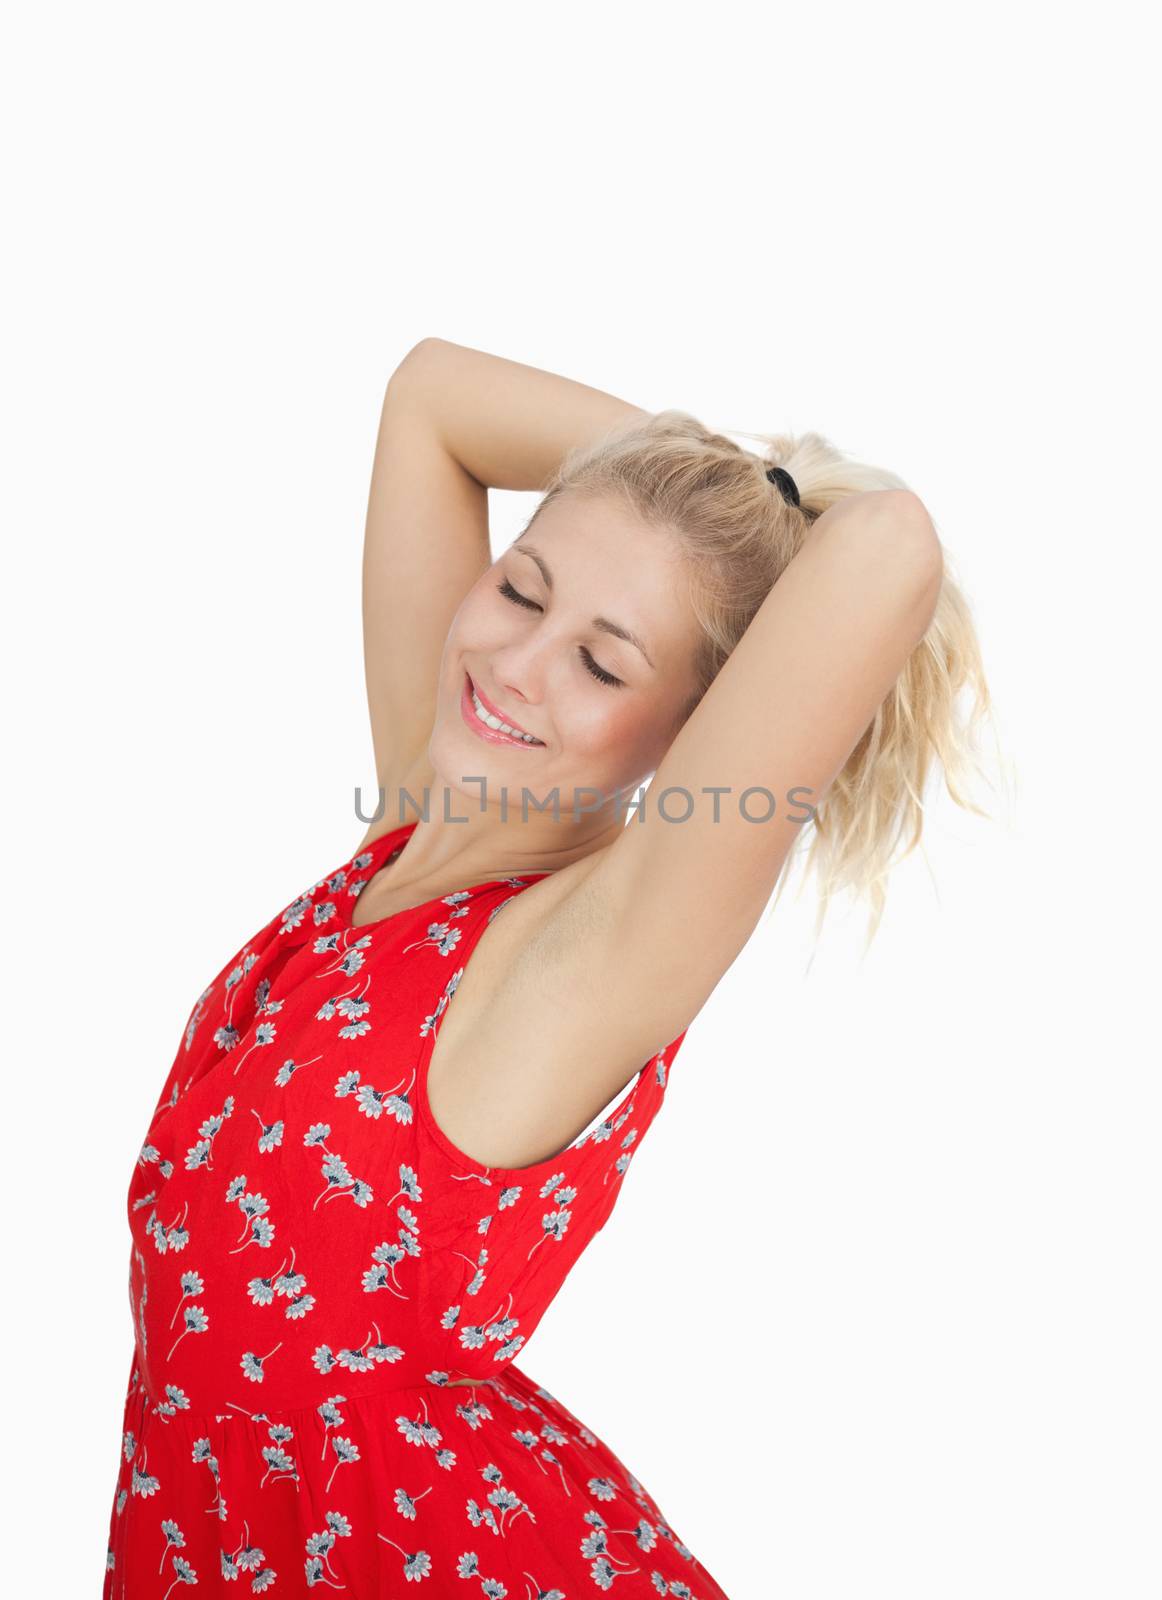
top-left (471, 686), bottom-right (541, 744)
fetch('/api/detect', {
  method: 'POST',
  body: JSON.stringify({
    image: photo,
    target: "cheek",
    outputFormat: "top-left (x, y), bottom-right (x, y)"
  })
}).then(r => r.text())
top-left (446, 582), bottom-right (496, 648)
top-left (568, 694), bottom-right (661, 768)
top-left (438, 588), bottom-right (506, 688)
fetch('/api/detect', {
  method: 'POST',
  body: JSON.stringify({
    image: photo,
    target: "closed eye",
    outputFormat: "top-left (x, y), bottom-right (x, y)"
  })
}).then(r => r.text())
top-left (578, 647), bottom-right (622, 687)
top-left (496, 578), bottom-right (625, 688)
top-left (497, 577), bottom-right (540, 612)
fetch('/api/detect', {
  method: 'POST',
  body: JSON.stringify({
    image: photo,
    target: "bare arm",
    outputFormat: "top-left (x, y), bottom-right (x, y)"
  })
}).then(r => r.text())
top-left (563, 489), bottom-right (943, 1043)
top-left (464, 488), bottom-right (945, 1163)
top-left (362, 337), bottom-right (647, 802)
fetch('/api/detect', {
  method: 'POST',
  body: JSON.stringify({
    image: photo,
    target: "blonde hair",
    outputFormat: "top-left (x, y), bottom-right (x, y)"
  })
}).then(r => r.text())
top-left (529, 409), bottom-right (998, 946)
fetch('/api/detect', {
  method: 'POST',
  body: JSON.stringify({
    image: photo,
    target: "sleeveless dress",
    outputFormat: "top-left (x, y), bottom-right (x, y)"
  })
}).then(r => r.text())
top-left (103, 821), bottom-right (731, 1599)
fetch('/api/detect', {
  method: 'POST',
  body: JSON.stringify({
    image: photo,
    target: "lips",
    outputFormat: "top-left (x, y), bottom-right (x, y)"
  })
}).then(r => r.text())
top-left (461, 672), bottom-right (545, 748)
top-left (469, 674), bottom-right (537, 737)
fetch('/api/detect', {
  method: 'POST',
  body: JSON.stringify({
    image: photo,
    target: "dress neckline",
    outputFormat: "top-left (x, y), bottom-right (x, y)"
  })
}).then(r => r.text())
top-left (341, 821), bottom-right (555, 935)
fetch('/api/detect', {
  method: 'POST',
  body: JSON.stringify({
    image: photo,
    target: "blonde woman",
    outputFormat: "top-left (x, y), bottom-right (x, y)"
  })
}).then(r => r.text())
top-left (103, 338), bottom-right (990, 1597)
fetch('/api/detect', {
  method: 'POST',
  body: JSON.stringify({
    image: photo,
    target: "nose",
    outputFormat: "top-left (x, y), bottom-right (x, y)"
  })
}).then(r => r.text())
top-left (488, 637), bottom-right (551, 708)
top-left (491, 673), bottom-right (542, 723)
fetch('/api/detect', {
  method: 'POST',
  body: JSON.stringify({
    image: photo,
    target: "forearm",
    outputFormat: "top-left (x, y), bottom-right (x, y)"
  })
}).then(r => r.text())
top-left (388, 337), bottom-right (649, 492)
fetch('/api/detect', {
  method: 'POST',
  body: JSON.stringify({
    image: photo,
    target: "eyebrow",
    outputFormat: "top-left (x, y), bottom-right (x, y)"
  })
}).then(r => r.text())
top-left (514, 544), bottom-right (656, 670)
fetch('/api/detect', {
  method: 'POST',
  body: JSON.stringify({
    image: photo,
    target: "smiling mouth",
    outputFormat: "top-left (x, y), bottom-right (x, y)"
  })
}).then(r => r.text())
top-left (461, 672), bottom-right (546, 747)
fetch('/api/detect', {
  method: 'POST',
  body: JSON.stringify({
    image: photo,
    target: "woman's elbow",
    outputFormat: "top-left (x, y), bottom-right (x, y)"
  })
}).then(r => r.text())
top-left (868, 489), bottom-right (944, 593)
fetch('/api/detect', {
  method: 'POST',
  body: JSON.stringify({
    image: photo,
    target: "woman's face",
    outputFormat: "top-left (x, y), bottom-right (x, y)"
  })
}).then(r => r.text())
top-left (429, 493), bottom-right (703, 818)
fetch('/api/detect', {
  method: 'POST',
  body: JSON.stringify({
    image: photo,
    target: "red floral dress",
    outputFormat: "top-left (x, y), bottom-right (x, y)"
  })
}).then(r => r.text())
top-left (103, 821), bottom-right (731, 1598)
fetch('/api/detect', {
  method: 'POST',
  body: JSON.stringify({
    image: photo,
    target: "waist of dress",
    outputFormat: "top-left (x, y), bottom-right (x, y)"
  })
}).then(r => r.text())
top-left (135, 1362), bottom-right (519, 1429)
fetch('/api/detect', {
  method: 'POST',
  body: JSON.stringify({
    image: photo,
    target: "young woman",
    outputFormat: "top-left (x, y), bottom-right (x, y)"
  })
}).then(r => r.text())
top-left (103, 338), bottom-right (990, 1597)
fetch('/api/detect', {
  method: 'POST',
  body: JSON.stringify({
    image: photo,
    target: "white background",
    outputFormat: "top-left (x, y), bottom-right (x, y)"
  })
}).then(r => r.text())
top-left (4, 4), bottom-right (1158, 1596)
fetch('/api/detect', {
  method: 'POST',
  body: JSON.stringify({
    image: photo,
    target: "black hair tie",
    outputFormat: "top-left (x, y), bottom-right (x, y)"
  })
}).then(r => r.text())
top-left (765, 464), bottom-right (801, 508)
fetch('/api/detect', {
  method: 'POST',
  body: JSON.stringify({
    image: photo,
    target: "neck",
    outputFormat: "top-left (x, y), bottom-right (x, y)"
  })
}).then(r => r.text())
top-left (363, 778), bottom-right (633, 883)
